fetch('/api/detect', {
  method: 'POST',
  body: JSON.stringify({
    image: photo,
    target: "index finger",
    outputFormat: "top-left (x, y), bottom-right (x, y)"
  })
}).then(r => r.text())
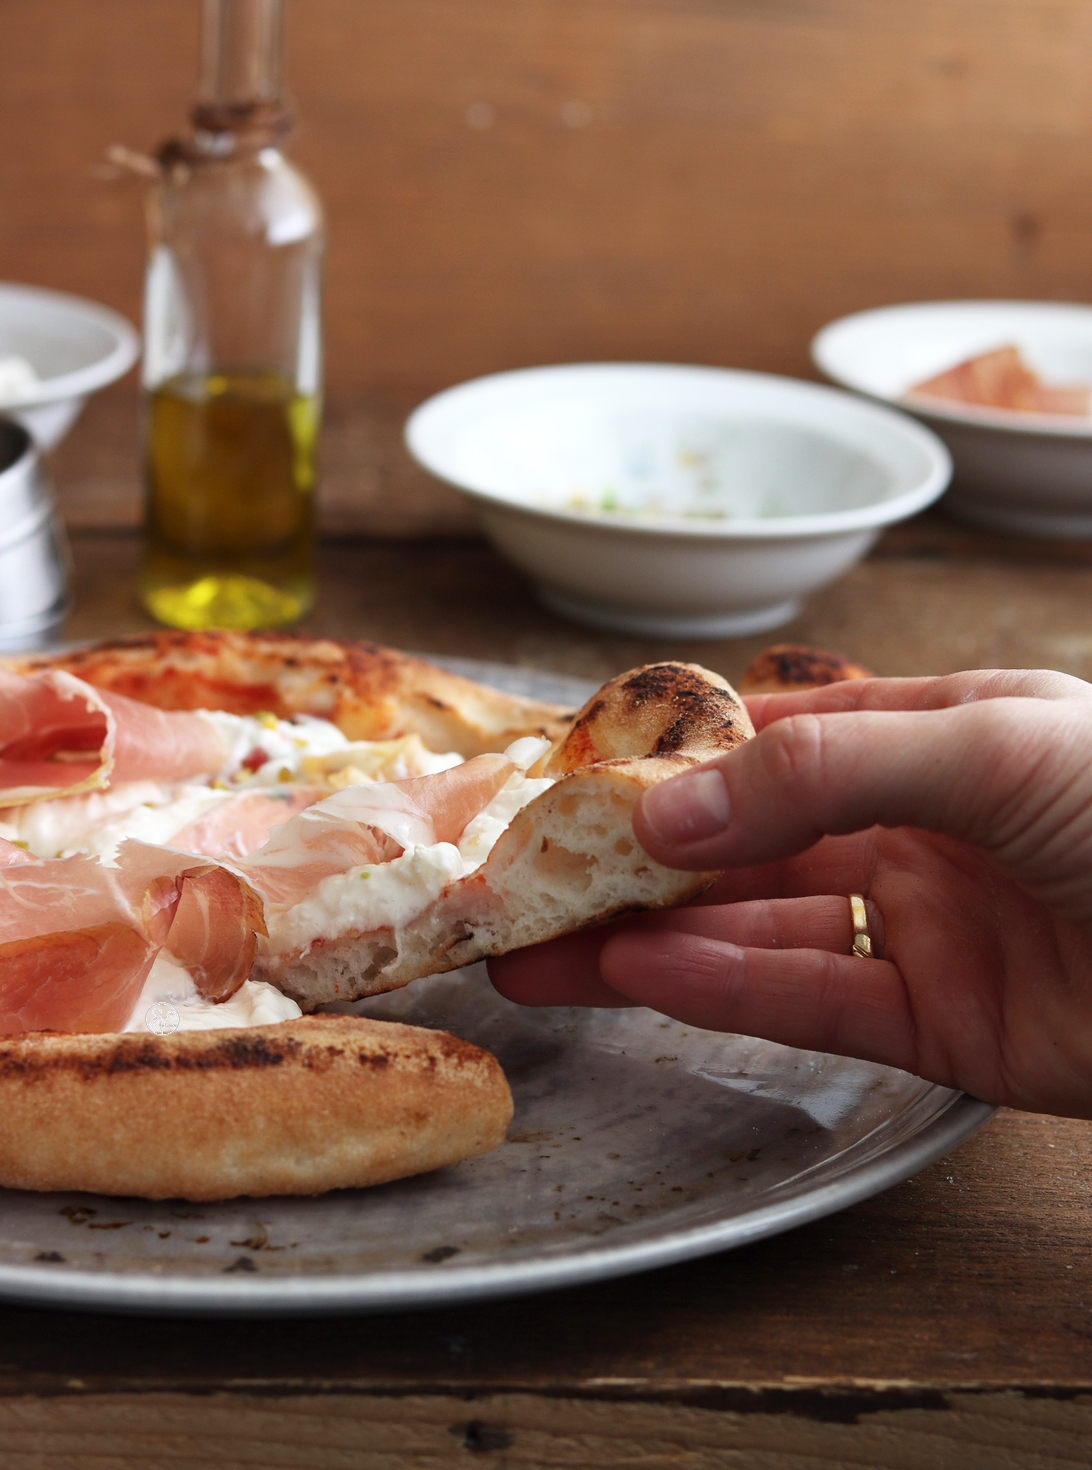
top-left (744, 668), bottom-right (1090, 731)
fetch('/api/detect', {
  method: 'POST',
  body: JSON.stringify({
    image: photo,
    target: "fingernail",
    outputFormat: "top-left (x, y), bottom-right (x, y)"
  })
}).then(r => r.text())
top-left (641, 767), bottom-right (731, 844)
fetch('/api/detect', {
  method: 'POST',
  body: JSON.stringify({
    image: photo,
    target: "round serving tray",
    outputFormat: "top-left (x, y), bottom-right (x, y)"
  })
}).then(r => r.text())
top-left (0, 658), bottom-right (994, 1316)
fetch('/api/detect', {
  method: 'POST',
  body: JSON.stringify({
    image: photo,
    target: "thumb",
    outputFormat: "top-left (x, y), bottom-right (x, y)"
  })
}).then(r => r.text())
top-left (634, 698), bottom-right (1092, 900)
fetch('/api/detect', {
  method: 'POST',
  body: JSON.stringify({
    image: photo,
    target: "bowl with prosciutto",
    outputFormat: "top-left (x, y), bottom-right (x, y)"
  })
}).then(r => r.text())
top-left (0, 631), bottom-right (753, 1202)
top-left (813, 300), bottom-right (1092, 537)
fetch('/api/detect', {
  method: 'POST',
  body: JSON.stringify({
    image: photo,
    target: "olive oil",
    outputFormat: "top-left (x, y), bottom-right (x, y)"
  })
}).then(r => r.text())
top-left (141, 371), bottom-right (318, 631)
top-left (140, 0), bottom-right (323, 632)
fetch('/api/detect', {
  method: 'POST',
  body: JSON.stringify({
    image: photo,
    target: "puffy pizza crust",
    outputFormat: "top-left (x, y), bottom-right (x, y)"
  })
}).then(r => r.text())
top-left (0, 1015), bottom-right (512, 1200)
top-left (260, 661), bottom-right (755, 1007)
top-left (738, 643), bottom-right (871, 695)
top-left (13, 630), bottom-right (574, 758)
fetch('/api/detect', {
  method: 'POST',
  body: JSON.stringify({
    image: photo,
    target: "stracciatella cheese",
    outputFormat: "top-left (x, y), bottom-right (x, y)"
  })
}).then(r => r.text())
top-left (123, 954), bottom-right (303, 1034)
top-left (0, 781), bottom-right (233, 861)
top-left (200, 711), bottom-right (463, 787)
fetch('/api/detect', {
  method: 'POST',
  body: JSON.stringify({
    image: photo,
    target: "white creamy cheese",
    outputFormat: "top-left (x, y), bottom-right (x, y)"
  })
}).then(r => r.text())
top-left (0, 718), bottom-right (475, 862)
top-left (200, 709), bottom-right (351, 785)
top-left (265, 740), bottom-right (557, 957)
top-left (122, 953), bottom-right (302, 1033)
top-left (269, 841), bottom-right (468, 956)
top-left (0, 780), bottom-right (234, 861)
top-left (17, 718), bottom-right (553, 1031)
top-left (306, 735), bottom-right (464, 786)
top-left (457, 772), bottom-right (555, 869)
top-left (202, 710), bottom-right (469, 788)
top-left (458, 733), bottom-right (554, 868)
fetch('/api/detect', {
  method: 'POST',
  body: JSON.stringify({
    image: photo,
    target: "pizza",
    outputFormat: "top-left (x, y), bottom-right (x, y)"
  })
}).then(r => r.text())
top-left (0, 632), bottom-right (753, 1200)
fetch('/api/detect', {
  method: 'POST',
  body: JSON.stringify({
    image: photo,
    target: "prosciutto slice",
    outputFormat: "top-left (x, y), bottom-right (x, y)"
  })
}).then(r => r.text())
top-left (0, 668), bottom-right (228, 807)
top-left (168, 785), bottom-right (327, 861)
top-left (0, 841), bottom-right (264, 1036)
top-left (907, 345), bottom-right (1092, 417)
top-left (160, 863), bottom-right (267, 1003)
top-left (0, 836), bottom-right (34, 868)
top-left (240, 755), bottom-right (515, 909)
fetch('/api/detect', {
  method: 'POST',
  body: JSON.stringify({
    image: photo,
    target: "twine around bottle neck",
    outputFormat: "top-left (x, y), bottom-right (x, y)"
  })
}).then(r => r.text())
top-left (157, 99), bottom-right (292, 168)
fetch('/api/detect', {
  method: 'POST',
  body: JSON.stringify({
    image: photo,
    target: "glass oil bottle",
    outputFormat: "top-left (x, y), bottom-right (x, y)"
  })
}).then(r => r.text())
top-left (141, 0), bottom-right (323, 631)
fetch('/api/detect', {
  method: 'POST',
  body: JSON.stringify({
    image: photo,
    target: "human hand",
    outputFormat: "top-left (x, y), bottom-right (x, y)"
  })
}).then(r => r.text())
top-left (489, 669), bottom-right (1092, 1117)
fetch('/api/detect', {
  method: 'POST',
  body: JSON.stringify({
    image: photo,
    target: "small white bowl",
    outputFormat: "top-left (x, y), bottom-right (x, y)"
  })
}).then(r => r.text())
top-left (406, 363), bottom-right (951, 638)
top-left (812, 301), bottom-right (1092, 538)
top-left (0, 282), bottom-right (140, 450)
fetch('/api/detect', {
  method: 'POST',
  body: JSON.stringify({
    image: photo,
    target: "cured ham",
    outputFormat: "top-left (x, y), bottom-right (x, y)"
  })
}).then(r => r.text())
top-left (167, 784), bottom-right (326, 860)
top-left (0, 694), bottom-right (517, 1037)
top-left (103, 689), bottom-right (228, 783)
top-left (0, 663), bottom-right (534, 1040)
top-left (240, 754), bottom-right (516, 909)
top-left (906, 345), bottom-right (1092, 417)
top-left (0, 923), bottom-right (158, 1038)
top-left (0, 841), bottom-right (264, 1036)
top-left (161, 864), bottom-right (267, 1002)
top-left (0, 667), bottom-right (227, 807)
top-left (0, 836), bottom-right (34, 867)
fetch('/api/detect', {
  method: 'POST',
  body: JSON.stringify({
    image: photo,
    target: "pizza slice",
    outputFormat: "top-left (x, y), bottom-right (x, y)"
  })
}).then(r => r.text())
top-left (242, 661), bottom-right (753, 1007)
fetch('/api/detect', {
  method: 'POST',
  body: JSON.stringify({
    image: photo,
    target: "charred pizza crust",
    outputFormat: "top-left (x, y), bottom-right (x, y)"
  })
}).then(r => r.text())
top-left (738, 643), bottom-right (871, 695)
top-left (0, 1015), bottom-right (511, 1200)
top-left (13, 629), bottom-right (574, 758)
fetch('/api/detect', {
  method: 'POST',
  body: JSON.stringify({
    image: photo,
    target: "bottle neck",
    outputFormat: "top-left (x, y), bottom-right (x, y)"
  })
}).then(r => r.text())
top-left (190, 0), bottom-right (290, 152)
top-left (199, 0), bottom-right (283, 109)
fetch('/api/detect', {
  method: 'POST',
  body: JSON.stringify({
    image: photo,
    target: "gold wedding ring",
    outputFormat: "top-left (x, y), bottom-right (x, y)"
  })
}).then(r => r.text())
top-left (849, 894), bottom-right (873, 959)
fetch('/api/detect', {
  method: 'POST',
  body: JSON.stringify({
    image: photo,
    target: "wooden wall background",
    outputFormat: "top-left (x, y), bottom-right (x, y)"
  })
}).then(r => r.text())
top-left (5, 0), bottom-right (1092, 530)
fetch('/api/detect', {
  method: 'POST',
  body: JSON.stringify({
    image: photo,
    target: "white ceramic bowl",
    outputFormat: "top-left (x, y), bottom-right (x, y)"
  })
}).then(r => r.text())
top-left (406, 363), bottom-right (951, 638)
top-left (0, 282), bottom-right (140, 450)
top-left (812, 301), bottom-right (1092, 538)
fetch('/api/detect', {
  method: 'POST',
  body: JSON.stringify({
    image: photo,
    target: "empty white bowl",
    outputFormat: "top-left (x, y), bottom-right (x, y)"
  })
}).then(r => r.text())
top-left (0, 282), bottom-right (140, 450)
top-left (813, 301), bottom-right (1092, 538)
top-left (406, 363), bottom-right (951, 638)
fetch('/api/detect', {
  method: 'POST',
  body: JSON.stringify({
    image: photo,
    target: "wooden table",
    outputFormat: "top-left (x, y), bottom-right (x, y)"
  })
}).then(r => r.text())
top-left (5, 420), bottom-right (1092, 1467)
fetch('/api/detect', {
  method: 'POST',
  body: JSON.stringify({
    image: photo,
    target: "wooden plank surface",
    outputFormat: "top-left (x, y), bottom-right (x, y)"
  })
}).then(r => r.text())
top-left (4, 0), bottom-right (1092, 401)
top-left (47, 389), bottom-right (478, 540)
top-left (0, 1387), bottom-right (1091, 1469)
top-left (58, 518), bottom-right (1092, 691)
top-left (0, 1109), bottom-right (1090, 1466)
top-left (5, 527), bottom-right (1092, 1464)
